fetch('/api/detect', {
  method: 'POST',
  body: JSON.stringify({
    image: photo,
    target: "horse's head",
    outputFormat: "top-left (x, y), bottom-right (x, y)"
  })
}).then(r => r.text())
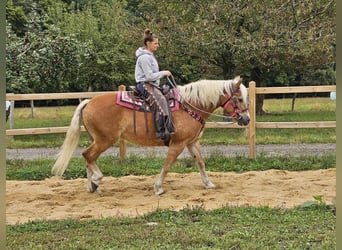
top-left (221, 76), bottom-right (250, 126)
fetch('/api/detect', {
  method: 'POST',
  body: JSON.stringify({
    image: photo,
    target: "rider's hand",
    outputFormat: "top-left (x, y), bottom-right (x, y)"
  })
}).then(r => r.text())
top-left (164, 70), bottom-right (172, 77)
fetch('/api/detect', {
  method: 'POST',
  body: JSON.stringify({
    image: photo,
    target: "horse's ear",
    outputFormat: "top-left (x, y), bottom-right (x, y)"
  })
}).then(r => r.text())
top-left (234, 76), bottom-right (242, 89)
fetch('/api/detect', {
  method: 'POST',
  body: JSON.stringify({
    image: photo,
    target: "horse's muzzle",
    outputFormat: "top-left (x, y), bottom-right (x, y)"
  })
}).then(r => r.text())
top-left (237, 114), bottom-right (250, 126)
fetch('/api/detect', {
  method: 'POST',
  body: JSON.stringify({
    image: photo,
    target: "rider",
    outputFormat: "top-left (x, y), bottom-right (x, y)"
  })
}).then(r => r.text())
top-left (135, 28), bottom-right (175, 144)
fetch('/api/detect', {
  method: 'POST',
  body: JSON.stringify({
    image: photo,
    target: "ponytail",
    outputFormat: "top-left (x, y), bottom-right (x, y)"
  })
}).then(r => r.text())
top-left (143, 28), bottom-right (157, 45)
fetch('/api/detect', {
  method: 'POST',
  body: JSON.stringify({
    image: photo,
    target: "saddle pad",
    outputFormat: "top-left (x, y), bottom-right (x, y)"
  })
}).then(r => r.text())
top-left (117, 89), bottom-right (179, 112)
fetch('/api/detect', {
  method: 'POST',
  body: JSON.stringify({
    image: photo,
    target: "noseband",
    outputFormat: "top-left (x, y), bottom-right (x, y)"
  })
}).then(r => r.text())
top-left (221, 91), bottom-right (248, 119)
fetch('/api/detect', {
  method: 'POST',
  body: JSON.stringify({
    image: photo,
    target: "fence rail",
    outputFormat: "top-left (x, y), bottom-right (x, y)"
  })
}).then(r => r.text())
top-left (6, 84), bottom-right (336, 159)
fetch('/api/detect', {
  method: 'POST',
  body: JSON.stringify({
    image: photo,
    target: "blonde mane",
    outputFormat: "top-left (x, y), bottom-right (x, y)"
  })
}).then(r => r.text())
top-left (177, 79), bottom-right (247, 108)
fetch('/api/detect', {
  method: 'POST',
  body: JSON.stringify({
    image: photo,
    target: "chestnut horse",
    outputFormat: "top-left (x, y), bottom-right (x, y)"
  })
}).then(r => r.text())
top-left (52, 76), bottom-right (250, 195)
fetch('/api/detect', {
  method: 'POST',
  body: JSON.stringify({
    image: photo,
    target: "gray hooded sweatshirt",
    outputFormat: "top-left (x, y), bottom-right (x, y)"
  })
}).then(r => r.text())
top-left (135, 47), bottom-right (167, 87)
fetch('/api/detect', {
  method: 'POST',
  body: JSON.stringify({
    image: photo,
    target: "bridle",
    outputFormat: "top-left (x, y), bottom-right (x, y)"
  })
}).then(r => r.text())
top-left (220, 86), bottom-right (249, 120)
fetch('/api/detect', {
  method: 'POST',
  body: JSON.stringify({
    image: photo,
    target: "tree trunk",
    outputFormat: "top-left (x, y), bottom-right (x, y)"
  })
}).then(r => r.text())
top-left (88, 84), bottom-right (93, 92)
top-left (221, 51), bottom-right (235, 80)
top-left (251, 67), bottom-right (266, 115)
top-left (291, 93), bottom-right (297, 111)
top-left (30, 100), bottom-right (35, 118)
top-left (256, 94), bottom-right (265, 115)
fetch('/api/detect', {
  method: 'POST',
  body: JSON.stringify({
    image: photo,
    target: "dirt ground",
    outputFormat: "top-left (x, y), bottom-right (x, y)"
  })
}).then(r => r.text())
top-left (6, 168), bottom-right (336, 225)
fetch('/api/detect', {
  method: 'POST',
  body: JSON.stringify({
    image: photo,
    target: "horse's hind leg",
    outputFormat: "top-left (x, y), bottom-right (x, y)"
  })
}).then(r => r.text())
top-left (82, 140), bottom-right (111, 193)
top-left (187, 140), bottom-right (215, 189)
top-left (86, 160), bottom-right (103, 193)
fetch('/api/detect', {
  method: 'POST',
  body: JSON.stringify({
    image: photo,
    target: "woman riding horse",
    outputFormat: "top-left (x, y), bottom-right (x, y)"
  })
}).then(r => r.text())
top-left (135, 28), bottom-right (175, 145)
top-left (51, 75), bottom-right (250, 195)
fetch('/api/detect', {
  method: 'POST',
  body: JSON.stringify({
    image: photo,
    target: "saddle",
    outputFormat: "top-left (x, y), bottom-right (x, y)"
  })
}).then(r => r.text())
top-left (117, 87), bottom-right (179, 112)
top-left (117, 84), bottom-right (178, 146)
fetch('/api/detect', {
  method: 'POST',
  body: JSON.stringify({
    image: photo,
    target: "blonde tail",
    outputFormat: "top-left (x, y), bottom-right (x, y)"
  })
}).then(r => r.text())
top-left (51, 99), bottom-right (90, 176)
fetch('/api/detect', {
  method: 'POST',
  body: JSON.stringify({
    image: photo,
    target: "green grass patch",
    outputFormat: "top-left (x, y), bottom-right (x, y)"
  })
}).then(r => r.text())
top-left (6, 204), bottom-right (335, 249)
top-left (6, 154), bottom-right (335, 181)
top-left (6, 97), bottom-right (336, 148)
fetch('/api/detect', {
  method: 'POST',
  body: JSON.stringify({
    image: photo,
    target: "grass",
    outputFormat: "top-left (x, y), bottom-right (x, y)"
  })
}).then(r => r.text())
top-left (6, 154), bottom-right (336, 181)
top-left (6, 204), bottom-right (335, 249)
top-left (6, 97), bottom-right (336, 148)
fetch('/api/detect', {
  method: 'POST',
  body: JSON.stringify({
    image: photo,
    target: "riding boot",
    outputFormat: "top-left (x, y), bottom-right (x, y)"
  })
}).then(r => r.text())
top-left (156, 103), bottom-right (175, 145)
top-left (154, 110), bottom-right (165, 140)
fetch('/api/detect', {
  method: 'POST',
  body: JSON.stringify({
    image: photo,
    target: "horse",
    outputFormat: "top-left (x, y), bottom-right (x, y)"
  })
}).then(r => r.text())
top-left (51, 76), bottom-right (250, 195)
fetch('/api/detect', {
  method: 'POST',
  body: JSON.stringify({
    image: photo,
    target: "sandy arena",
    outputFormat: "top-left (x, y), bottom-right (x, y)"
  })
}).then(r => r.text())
top-left (6, 168), bottom-right (336, 225)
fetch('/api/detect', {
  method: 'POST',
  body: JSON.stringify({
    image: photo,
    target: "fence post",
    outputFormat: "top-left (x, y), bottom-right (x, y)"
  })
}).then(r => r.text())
top-left (248, 81), bottom-right (256, 159)
top-left (30, 100), bottom-right (35, 118)
top-left (118, 85), bottom-right (127, 160)
top-left (9, 100), bottom-right (15, 129)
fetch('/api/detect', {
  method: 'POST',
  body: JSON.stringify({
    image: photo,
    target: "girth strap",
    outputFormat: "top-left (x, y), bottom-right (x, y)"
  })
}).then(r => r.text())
top-left (131, 93), bottom-right (150, 135)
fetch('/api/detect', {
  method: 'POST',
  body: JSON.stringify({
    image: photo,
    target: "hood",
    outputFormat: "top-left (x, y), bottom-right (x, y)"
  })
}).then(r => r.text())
top-left (135, 47), bottom-right (152, 58)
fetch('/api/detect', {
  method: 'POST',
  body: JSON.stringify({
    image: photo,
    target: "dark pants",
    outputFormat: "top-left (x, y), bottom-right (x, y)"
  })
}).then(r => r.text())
top-left (136, 82), bottom-right (148, 97)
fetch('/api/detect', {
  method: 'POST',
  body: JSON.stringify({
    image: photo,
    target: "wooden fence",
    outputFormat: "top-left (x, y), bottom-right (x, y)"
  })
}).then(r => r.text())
top-left (6, 83), bottom-right (336, 159)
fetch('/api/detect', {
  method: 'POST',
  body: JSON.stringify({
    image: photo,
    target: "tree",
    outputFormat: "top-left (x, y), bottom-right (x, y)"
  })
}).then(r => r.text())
top-left (6, 0), bottom-right (28, 37)
top-left (137, 0), bottom-right (336, 113)
top-left (49, 0), bottom-right (137, 91)
top-left (6, 10), bottom-right (91, 94)
top-left (7, 0), bottom-right (335, 104)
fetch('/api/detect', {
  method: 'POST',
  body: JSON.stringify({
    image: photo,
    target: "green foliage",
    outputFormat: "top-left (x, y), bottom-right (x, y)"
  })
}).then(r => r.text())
top-left (6, 0), bottom-right (336, 95)
top-left (138, 0), bottom-right (335, 84)
top-left (6, 0), bottom-right (28, 36)
top-left (50, 0), bottom-right (137, 90)
top-left (6, 14), bottom-right (91, 93)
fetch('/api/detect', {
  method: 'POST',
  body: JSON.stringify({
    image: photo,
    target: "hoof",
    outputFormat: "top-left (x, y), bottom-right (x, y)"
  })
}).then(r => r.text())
top-left (205, 182), bottom-right (216, 189)
top-left (154, 186), bottom-right (165, 196)
top-left (89, 181), bottom-right (99, 193)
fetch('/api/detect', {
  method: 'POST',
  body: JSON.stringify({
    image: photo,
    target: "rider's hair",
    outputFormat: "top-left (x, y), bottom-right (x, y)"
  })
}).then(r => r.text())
top-left (143, 29), bottom-right (158, 46)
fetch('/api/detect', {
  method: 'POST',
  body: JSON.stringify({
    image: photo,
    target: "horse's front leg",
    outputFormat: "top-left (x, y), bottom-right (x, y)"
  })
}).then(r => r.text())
top-left (154, 144), bottom-right (185, 195)
top-left (187, 140), bottom-right (215, 189)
